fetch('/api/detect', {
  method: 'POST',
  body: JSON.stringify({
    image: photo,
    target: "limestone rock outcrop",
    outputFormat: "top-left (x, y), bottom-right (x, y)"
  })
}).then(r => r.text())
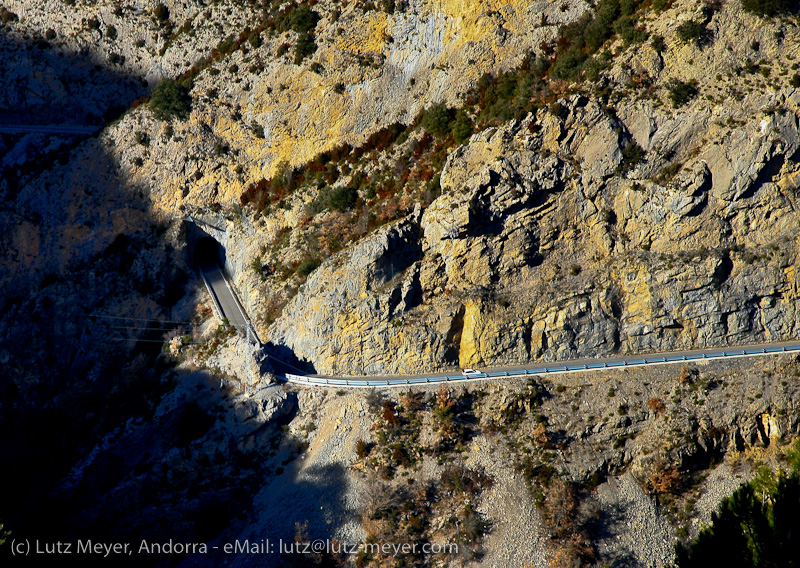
top-left (271, 92), bottom-right (800, 375)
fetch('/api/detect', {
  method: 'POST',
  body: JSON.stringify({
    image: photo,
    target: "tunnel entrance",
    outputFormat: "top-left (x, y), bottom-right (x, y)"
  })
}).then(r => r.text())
top-left (193, 237), bottom-right (224, 269)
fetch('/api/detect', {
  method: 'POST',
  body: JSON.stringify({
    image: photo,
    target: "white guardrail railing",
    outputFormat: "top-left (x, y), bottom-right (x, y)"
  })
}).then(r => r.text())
top-left (279, 344), bottom-right (800, 389)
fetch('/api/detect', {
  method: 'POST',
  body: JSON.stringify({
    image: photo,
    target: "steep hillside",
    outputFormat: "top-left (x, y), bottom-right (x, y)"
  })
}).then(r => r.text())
top-left (2, 0), bottom-right (800, 566)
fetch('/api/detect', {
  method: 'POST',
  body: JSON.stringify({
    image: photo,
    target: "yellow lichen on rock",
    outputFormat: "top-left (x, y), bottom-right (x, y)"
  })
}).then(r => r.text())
top-left (616, 264), bottom-right (654, 331)
top-left (433, 0), bottom-right (533, 43)
top-left (333, 10), bottom-right (388, 54)
top-left (459, 299), bottom-right (484, 368)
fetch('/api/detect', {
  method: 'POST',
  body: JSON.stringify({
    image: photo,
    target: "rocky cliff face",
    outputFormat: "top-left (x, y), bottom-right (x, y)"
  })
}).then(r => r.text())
top-left (3, 0), bottom-right (799, 377)
top-left (0, 0), bottom-right (570, 211)
top-left (4, 0), bottom-right (800, 565)
top-left (272, 89), bottom-right (800, 374)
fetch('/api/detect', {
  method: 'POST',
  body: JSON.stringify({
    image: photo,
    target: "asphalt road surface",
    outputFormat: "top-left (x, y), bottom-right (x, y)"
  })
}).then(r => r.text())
top-left (192, 252), bottom-right (800, 389)
top-left (198, 261), bottom-right (248, 332)
top-left (281, 340), bottom-right (800, 388)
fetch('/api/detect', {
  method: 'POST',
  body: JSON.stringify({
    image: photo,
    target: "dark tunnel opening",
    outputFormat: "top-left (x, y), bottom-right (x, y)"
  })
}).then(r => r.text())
top-left (193, 236), bottom-right (225, 269)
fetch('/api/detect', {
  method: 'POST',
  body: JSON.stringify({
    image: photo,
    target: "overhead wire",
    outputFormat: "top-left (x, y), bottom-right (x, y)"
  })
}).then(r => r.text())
top-left (82, 313), bottom-right (197, 324)
top-left (106, 337), bottom-right (203, 344)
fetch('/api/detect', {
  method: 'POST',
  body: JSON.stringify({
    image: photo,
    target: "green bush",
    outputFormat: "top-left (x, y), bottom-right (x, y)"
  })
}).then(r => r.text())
top-left (676, 476), bottom-right (800, 567)
top-left (248, 31), bottom-right (262, 48)
top-left (296, 257), bottom-right (320, 277)
top-left (614, 15), bottom-right (648, 44)
top-left (106, 24), bottom-right (117, 40)
top-left (150, 79), bottom-right (192, 120)
top-left (666, 78), bottom-right (698, 107)
top-left (651, 34), bottom-right (665, 52)
top-left (676, 20), bottom-right (706, 45)
top-left (740, 0), bottom-right (797, 16)
top-left (421, 103), bottom-right (453, 138)
top-left (313, 185), bottom-right (358, 212)
top-left (294, 32), bottom-right (317, 64)
top-left (619, 140), bottom-right (645, 173)
top-left (549, 47), bottom-right (588, 80)
top-left (288, 4), bottom-right (319, 34)
top-left (451, 110), bottom-right (474, 144)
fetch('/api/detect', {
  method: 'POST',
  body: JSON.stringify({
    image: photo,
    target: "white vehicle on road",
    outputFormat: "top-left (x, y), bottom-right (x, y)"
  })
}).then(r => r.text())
top-left (461, 368), bottom-right (483, 377)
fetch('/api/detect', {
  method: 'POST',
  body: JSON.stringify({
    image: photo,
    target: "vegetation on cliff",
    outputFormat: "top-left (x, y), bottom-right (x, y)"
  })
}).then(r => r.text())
top-left (677, 440), bottom-right (800, 568)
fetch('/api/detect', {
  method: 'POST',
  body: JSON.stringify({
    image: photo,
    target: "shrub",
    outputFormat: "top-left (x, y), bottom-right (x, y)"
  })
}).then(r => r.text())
top-left (543, 477), bottom-right (578, 537)
top-left (288, 4), bottom-right (319, 34)
top-left (381, 401), bottom-right (400, 427)
top-left (676, 20), bottom-right (706, 45)
top-left (294, 32), bottom-right (317, 64)
top-left (313, 185), bottom-right (358, 212)
top-left (296, 256), bottom-right (319, 277)
top-left (421, 102), bottom-right (453, 138)
top-left (740, 0), bottom-right (798, 16)
top-left (450, 109), bottom-right (474, 144)
top-left (648, 397), bottom-right (666, 414)
top-left (106, 24), bottom-right (118, 40)
top-left (666, 78), bottom-right (698, 107)
top-left (647, 464), bottom-right (681, 494)
top-left (153, 3), bottom-right (170, 23)
top-left (250, 122), bottom-right (265, 138)
top-left (149, 79), bottom-right (192, 120)
top-left (251, 257), bottom-right (264, 277)
top-left (619, 140), bottom-right (645, 173)
top-left (356, 439), bottom-right (370, 458)
top-left (549, 47), bottom-right (588, 80)
top-left (0, 7), bottom-right (18, 24)
top-left (651, 34), bottom-right (665, 52)
top-left (441, 464), bottom-right (493, 496)
top-left (676, 476), bottom-right (800, 567)
top-left (248, 31), bottom-right (262, 48)
top-left (614, 15), bottom-right (648, 44)
top-left (679, 365), bottom-right (698, 384)
top-left (45, 28), bottom-right (56, 40)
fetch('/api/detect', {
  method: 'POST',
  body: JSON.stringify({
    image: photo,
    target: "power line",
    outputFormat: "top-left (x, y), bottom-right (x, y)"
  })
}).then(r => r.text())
top-left (264, 352), bottom-right (314, 375)
top-left (106, 337), bottom-right (203, 344)
top-left (102, 324), bottom-right (192, 331)
top-left (82, 313), bottom-right (197, 324)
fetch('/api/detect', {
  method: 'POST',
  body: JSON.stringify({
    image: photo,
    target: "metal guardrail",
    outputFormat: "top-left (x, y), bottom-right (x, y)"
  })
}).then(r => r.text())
top-left (279, 344), bottom-right (800, 389)
top-left (215, 264), bottom-right (263, 346)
